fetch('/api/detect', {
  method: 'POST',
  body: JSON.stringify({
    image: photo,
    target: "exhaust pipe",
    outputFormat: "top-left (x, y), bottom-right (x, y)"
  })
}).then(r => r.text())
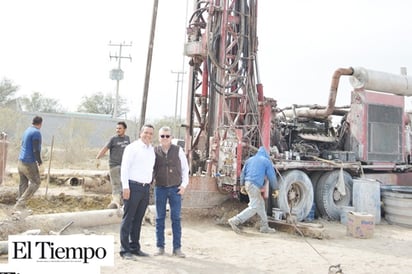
top-left (350, 67), bottom-right (412, 96)
top-left (281, 67), bottom-right (354, 119)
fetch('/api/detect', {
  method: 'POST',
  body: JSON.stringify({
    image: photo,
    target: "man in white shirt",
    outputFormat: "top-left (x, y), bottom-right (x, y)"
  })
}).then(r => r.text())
top-left (119, 124), bottom-right (155, 260)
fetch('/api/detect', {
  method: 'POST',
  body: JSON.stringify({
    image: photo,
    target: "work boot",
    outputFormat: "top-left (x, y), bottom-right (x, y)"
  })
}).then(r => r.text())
top-left (121, 253), bottom-right (138, 261)
top-left (260, 225), bottom-right (276, 234)
top-left (228, 217), bottom-right (242, 234)
top-left (172, 249), bottom-right (186, 258)
top-left (154, 248), bottom-right (165, 256)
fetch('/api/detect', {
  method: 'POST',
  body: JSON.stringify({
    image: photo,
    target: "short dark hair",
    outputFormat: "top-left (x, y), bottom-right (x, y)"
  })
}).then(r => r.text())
top-left (32, 116), bottom-right (43, 125)
top-left (117, 121), bottom-right (127, 129)
top-left (140, 124), bottom-right (154, 133)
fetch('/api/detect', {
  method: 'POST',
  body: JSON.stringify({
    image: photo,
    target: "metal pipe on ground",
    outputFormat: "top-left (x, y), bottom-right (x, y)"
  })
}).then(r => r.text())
top-left (23, 209), bottom-right (122, 231)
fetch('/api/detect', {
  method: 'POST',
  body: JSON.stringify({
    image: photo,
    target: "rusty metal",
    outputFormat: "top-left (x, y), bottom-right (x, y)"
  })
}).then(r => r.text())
top-left (281, 67), bottom-right (354, 118)
top-left (183, 0), bottom-right (412, 223)
top-left (351, 67), bottom-right (412, 96)
top-left (184, 0), bottom-right (270, 189)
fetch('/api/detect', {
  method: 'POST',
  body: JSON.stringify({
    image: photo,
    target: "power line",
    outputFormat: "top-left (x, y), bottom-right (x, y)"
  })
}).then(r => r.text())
top-left (171, 70), bottom-right (186, 137)
top-left (108, 41), bottom-right (132, 118)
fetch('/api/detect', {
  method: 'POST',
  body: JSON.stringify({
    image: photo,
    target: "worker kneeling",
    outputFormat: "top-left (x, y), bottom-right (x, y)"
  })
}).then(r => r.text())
top-left (228, 146), bottom-right (278, 234)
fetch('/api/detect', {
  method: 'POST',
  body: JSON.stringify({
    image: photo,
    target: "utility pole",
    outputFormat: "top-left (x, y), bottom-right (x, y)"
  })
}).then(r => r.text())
top-left (140, 0), bottom-right (159, 129)
top-left (109, 41), bottom-right (132, 118)
top-left (171, 70), bottom-right (186, 138)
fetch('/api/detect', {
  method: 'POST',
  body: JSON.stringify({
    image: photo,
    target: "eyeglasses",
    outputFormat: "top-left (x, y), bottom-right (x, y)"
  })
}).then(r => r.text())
top-left (160, 135), bottom-right (171, 139)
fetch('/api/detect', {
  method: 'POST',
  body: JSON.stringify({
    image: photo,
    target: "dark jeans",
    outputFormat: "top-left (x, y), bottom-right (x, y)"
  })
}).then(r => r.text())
top-left (155, 185), bottom-right (182, 251)
top-left (119, 181), bottom-right (150, 255)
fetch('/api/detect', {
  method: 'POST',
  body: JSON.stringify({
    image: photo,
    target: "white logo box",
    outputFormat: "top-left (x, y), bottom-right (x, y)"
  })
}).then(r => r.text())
top-left (8, 235), bottom-right (114, 266)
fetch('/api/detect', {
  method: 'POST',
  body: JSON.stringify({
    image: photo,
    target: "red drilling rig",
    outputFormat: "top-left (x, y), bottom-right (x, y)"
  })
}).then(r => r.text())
top-left (183, 0), bottom-right (412, 221)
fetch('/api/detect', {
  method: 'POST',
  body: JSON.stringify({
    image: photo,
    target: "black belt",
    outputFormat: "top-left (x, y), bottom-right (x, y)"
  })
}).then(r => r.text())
top-left (130, 180), bottom-right (151, 186)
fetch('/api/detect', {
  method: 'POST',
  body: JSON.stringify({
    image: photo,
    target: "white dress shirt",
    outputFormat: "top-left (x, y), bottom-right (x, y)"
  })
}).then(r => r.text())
top-left (178, 147), bottom-right (190, 188)
top-left (121, 139), bottom-right (155, 189)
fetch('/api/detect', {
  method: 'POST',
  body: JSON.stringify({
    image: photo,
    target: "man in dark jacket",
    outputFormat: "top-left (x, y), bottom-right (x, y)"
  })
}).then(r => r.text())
top-left (153, 126), bottom-right (189, 258)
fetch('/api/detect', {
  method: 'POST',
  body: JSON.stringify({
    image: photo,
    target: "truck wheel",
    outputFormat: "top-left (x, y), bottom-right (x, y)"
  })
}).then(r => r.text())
top-left (277, 170), bottom-right (314, 221)
top-left (315, 170), bottom-right (353, 220)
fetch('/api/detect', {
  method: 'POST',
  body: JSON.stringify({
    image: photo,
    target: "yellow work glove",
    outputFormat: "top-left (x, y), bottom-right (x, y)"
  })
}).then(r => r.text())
top-left (272, 189), bottom-right (279, 199)
top-left (240, 186), bottom-right (247, 195)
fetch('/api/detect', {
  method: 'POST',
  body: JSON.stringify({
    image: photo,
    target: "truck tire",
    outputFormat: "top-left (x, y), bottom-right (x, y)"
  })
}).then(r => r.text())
top-left (277, 170), bottom-right (314, 221)
top-left (315, 170), bottom-right (353, 220)
top-left (309, 171), bottom-right (323, 218)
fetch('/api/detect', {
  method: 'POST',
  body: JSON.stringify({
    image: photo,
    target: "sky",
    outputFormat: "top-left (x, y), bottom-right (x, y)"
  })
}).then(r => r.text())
top-left (1, 0), bottom-right (412, 122)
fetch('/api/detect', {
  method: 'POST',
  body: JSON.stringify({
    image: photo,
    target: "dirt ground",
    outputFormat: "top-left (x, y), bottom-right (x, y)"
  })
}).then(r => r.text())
top-left (97, 220), bottom-right (412, 274)
top-left (1, 183), bottom-right (412, 274)
top-left (2, 145), bottom-right (412, 273)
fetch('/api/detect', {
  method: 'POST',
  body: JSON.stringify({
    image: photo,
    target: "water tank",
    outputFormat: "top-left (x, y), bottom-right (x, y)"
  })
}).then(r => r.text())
top-left (381, 185), bottom-right (412, 227)
top-left (352, 178), bottom-right (381, 224)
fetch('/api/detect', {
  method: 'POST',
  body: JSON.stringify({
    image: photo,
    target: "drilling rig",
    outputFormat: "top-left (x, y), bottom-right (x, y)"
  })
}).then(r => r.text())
top-left (183, 0), bottom-right (412, 221)
top-left (184, 0), bottom-right (272, 187)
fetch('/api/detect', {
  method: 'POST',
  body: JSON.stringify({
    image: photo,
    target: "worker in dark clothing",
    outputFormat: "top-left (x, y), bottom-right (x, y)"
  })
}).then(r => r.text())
top-left (96, 121), bottom-right (130, 209)
top-left (14, 116), bottom-right (43, 210)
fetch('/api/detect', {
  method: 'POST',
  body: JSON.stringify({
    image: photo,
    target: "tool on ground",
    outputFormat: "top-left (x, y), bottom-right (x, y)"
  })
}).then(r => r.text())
top-left (45, 135), bottom-right (54, 197)
top-left (49, 220), bottom-right (74, 235)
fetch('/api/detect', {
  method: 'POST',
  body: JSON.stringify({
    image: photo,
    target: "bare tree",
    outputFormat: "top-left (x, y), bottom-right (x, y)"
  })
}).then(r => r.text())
top-left (20, 92), bottom-right (63, 113)
top-left (0, 78), bottom-right (19, 107)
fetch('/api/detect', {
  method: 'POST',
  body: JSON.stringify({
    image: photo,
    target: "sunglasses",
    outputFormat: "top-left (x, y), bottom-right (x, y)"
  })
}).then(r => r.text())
top-left (160, 135), bottom-right (171, 138)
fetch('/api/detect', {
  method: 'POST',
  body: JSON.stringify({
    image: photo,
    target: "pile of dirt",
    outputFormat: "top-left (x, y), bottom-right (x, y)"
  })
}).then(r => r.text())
top-left (0, 191), bottom-right (112, 240)
top-left (26, 192), bottom-right (111, 214)
top-left (0, 185), bottom-right (111, 214)
top-left (181, 198), bottom-right (257, 227)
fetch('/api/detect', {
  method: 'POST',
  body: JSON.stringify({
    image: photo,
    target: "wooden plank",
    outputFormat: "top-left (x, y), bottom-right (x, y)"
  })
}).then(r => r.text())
top-left (268, 217), bottom-right (326, 239)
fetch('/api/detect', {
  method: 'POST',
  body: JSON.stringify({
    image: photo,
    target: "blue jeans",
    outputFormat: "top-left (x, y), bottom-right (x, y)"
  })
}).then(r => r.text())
top-left (155, 186), bottom-right (182, 251)
top-left (120, 181), bottom-right (150, 255)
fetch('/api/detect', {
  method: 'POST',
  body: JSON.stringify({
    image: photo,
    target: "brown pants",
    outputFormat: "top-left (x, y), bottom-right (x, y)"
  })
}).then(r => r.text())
top-left (16, 160), bottom-right (41, 205)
